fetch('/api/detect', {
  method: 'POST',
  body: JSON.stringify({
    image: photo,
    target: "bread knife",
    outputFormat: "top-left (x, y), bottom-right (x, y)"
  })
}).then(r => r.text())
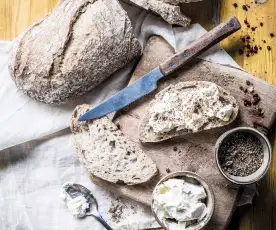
top-left (79, 16), bottom-right (241, 121)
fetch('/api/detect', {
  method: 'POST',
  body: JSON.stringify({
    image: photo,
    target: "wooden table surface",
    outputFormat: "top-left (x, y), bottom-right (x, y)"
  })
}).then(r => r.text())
top-left (1, 0), bottom-right (276, 229)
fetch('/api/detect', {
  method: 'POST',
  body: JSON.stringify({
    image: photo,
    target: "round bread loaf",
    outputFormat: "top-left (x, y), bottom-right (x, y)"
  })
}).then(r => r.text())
top-left (9, 0), bottom-right (141, 104)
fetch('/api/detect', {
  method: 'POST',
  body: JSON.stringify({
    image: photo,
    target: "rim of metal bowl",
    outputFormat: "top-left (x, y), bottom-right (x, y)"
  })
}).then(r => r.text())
top-left (151, 171), bottom-right (215, 230)
top-left (215, 127), bottom-right (272, 185)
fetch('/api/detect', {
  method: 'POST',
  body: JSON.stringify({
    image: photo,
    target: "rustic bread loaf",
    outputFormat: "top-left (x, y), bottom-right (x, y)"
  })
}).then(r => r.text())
top-left (9, 0), bottom-right (141, 104)
top-left (70, 104), bottom-right (158, 185)
top-left (126, 0), bottom-right (202, 27)
top-left (139, 81), bottom-right (239, 143)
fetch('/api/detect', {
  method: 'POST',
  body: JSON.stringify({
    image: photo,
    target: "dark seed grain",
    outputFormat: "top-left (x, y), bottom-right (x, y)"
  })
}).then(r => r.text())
top-left (218, 132), bottom-right (263, 177)
top-left (242, 5), bottom-right (248, 11)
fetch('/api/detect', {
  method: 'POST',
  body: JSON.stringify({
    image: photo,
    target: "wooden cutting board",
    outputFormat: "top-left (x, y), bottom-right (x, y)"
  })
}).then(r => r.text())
top-left (91, 36), bottom-right (276, 229)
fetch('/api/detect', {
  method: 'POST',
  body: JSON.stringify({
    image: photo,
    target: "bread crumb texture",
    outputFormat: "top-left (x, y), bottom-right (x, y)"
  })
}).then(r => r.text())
top-left (70, 104), bottom-right (158, 185)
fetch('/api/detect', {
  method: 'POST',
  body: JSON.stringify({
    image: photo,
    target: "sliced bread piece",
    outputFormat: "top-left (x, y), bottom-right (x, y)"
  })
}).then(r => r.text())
top-left (70, 105), bottom-right (158, 185)
top-left (139, 81), bottom-right (239, 143)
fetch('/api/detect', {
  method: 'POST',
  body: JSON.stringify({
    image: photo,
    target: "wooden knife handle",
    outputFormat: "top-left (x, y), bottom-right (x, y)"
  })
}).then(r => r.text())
top-left (159, 16), bottom-right (241, 76)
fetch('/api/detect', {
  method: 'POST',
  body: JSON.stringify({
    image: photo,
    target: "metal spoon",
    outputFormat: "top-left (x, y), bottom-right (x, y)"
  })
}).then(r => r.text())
top-left (65, 183), bottom-right (113, 230)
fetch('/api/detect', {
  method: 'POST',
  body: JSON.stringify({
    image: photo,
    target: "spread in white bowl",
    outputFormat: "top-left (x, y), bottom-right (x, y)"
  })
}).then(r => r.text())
top-left (152, 177), bottom-right (210, 230)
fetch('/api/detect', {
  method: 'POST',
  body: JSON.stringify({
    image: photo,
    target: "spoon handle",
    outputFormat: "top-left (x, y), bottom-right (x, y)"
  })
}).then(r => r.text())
top-left (93, 215), bottom-right (114, 230)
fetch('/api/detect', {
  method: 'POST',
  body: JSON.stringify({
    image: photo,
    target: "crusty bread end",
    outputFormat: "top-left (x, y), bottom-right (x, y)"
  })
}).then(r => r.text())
top-left (70, 104), bottom-right (158, 185)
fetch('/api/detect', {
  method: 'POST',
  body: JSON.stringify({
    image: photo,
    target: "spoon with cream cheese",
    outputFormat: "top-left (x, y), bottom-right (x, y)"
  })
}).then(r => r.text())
top-left (61, 183), bottom-right (113, 230)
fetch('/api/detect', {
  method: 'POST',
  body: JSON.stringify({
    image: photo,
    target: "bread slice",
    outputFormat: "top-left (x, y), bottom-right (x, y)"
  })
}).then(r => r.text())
top-left (70, 105), bottom-right (158, 185)
top-left (139, 81), bottom-right (239, 143)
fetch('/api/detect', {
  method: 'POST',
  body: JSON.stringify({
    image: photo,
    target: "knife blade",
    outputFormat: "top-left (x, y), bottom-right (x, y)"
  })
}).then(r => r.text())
top-left (79, 16), bottom-right (241, 121)
top-left (78, 68), bottom-right (163, 121)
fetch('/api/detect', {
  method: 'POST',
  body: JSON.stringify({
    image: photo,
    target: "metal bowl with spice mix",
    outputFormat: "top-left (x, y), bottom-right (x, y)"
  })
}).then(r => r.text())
top-left (215, 127), bottom-right (272, 185)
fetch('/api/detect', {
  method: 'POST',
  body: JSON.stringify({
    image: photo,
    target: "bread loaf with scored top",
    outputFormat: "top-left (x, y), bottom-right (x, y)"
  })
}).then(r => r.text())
top-left (9, 0), bottom-right (141, 104)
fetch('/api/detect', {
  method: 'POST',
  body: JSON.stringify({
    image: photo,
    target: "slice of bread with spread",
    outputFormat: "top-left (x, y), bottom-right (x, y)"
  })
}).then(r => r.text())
top-left (139, 81), bottom-right (239, 143)
top-left (70, 104), bottom-right (158, 185)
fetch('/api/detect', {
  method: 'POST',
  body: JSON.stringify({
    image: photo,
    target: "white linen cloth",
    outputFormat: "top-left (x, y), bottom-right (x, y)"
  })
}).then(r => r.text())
top-left (0, 2), bottom-right (245, 230)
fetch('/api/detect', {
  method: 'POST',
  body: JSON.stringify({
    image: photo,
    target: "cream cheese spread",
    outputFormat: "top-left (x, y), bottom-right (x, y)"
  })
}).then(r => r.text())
top-left (61, 183), bottom-right (89, 218)
top-left (153, 178), bottom-right (207, 230)
top-left (147, 83), bottom-right (234, 134)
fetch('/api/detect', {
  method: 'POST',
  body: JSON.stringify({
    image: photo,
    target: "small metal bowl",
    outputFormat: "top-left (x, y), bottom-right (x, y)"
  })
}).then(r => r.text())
top-left (215, 127), bottom-right (272, 185)
top-left (151, 171), bottom-right (215, 230)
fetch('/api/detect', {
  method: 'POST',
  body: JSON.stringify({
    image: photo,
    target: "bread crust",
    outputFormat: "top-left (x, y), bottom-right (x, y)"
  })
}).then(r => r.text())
top-left (9, 0), bottom-right (141, 104)
top-left (70, 104), bottom-right (158, 185)
top-left (125, 0), bottom-right (202, 27)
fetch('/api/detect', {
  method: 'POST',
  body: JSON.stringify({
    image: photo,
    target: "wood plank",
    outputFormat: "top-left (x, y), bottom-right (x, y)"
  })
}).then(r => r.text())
top-left (220, 0), bottom-right (276, 84)
top-left (220, 1), bottom-right (276, 229)
top-left (0, 0), bottom-right (58, 40)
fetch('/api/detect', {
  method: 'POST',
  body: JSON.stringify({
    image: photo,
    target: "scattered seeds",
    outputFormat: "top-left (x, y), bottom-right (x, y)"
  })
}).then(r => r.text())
top-left (252, 94), bottom-right (261, 105)
top-left (242, 5), bottom-right (248, 11)
top-left (244, 99), bottom-right (252, 107)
